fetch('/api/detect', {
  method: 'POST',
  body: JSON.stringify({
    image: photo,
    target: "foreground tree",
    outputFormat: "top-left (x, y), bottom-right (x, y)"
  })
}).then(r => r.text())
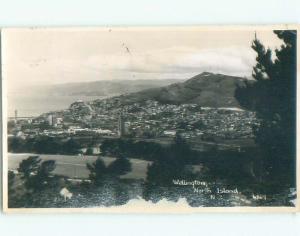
top-left (143, 134), bottom-right (197, 203)
top-left (235, 30), bottom-right (296, 190)
top-left (87, 156), bottom-right (132, 186)
top-left (145, 135), bottom-right (194, 186)
top-left (18, 156), bottom-right (41, 182)
top-left (86, 158), bottom-right (107, 186)
top-left (8, 171), bottom-right (16, 195)
top-left (10, 156), bottom-right (59, 207)
top-left (85, 147), bottom-right (94, 155)
top-left (107, 157), bottom-right (132, 176)
top-left (18, 156), bottom-right (57, 191)
top-left (34, 160), bottom-right (57, 191)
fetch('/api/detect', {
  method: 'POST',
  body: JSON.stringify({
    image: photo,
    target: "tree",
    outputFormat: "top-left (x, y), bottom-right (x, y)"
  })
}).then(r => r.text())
top-left (85, 147), bottom-right (94, 155)
top-left (235, 30), bottom-right (296, 189)
top-left (34, 136), bottom-right (61, 154)
top-left (17, 156), bottom-right (57, 192)
top-left (86, 158), bottom-right (107, 186)
top-left (107, 157), bottom-right (132, 176)
top-left (87, 156), bottom-right (132, 186)
top-left (29, 160), bottom-right (57, 191)
top-left (145, 134), bottom-right (193, 186)
top-left (62, 138), bottom-right (81, 154)
top-left (8, 171), bottom-right (16, 195)
top-left (18, 156), bottom-right (41, 181)
top-left (8, 137), bottom-right (26, 153)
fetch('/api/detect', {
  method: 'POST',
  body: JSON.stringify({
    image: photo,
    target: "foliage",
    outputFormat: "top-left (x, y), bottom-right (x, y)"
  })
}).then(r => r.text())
top-left (17, 156), bottom-right (57, 191)
top-left (86, 158), bottom-right (107, 186)
top-left (8, 137), bottom-right (27, 153)
top-left (8, 170), bottom-right (16, 195)
top-left (145, 134), bottom-right (194, 186)
top-left (87, 156), bottom-right (132, 186)
top-left (8, 136), bottom-right (82, 155)
top-left (18, 156), bottom-right (41, 180)
top-left (107, 157), bottom-right (132, 176)
top-left (33, 136), bottom-right (61, 154)
top-left (100, 138), bottom-right (163, 161)
top-left (85, 147), bottom-right (94, 155)
top-left (61, 138), bottom-right (81, 155)
top-left (235, 30), bottom-right (296, 189)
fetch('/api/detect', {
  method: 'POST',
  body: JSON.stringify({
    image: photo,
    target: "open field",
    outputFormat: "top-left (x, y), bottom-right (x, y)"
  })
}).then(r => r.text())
top-left (8, 153), bottom-right (151, 180)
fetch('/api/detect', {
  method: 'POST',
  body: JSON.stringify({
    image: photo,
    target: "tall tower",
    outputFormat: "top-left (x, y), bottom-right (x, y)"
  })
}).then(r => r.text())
top-left (14, 110), bottom-right (18, 123)
top-left (48, 114), bottom-right (53, 126)
top-left (118, 113), bottom-right (125, 137)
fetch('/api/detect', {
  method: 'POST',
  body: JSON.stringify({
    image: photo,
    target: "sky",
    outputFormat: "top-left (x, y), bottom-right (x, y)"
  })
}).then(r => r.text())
top-left (2, 27), bottom-right (283, 91)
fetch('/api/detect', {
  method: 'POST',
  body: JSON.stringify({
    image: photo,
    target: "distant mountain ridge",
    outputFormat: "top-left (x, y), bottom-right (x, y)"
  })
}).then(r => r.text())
top-left (50, 79), bottom-right (184, 97)
top-left (106, 72), bottom-right (248, 108)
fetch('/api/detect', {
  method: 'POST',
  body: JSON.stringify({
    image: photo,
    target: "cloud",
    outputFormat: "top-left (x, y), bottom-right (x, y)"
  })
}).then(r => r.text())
top-left (82, 46), bottom-right (256, 77)
top-left (169, 47), bottom-right (255, 76)
top-left (6, 45), bottom-right (256, 89)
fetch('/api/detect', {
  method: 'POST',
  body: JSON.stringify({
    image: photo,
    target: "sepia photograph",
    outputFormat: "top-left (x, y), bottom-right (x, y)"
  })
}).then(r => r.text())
top-left (1, 26), bottom-right (298, 212)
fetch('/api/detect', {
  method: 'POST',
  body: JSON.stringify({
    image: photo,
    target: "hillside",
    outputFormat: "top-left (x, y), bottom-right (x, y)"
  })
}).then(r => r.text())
top-left (109, 72), bottom-right (248, 107)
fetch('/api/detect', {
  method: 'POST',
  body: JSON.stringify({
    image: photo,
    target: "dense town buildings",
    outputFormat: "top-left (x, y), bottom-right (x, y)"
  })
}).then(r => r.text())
top-left (8, 99), bottom-right (258, 149)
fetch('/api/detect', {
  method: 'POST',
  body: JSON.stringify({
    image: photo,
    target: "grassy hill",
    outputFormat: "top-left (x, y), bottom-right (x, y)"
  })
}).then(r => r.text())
top-left (112, 72), bottom-right (248, 107)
